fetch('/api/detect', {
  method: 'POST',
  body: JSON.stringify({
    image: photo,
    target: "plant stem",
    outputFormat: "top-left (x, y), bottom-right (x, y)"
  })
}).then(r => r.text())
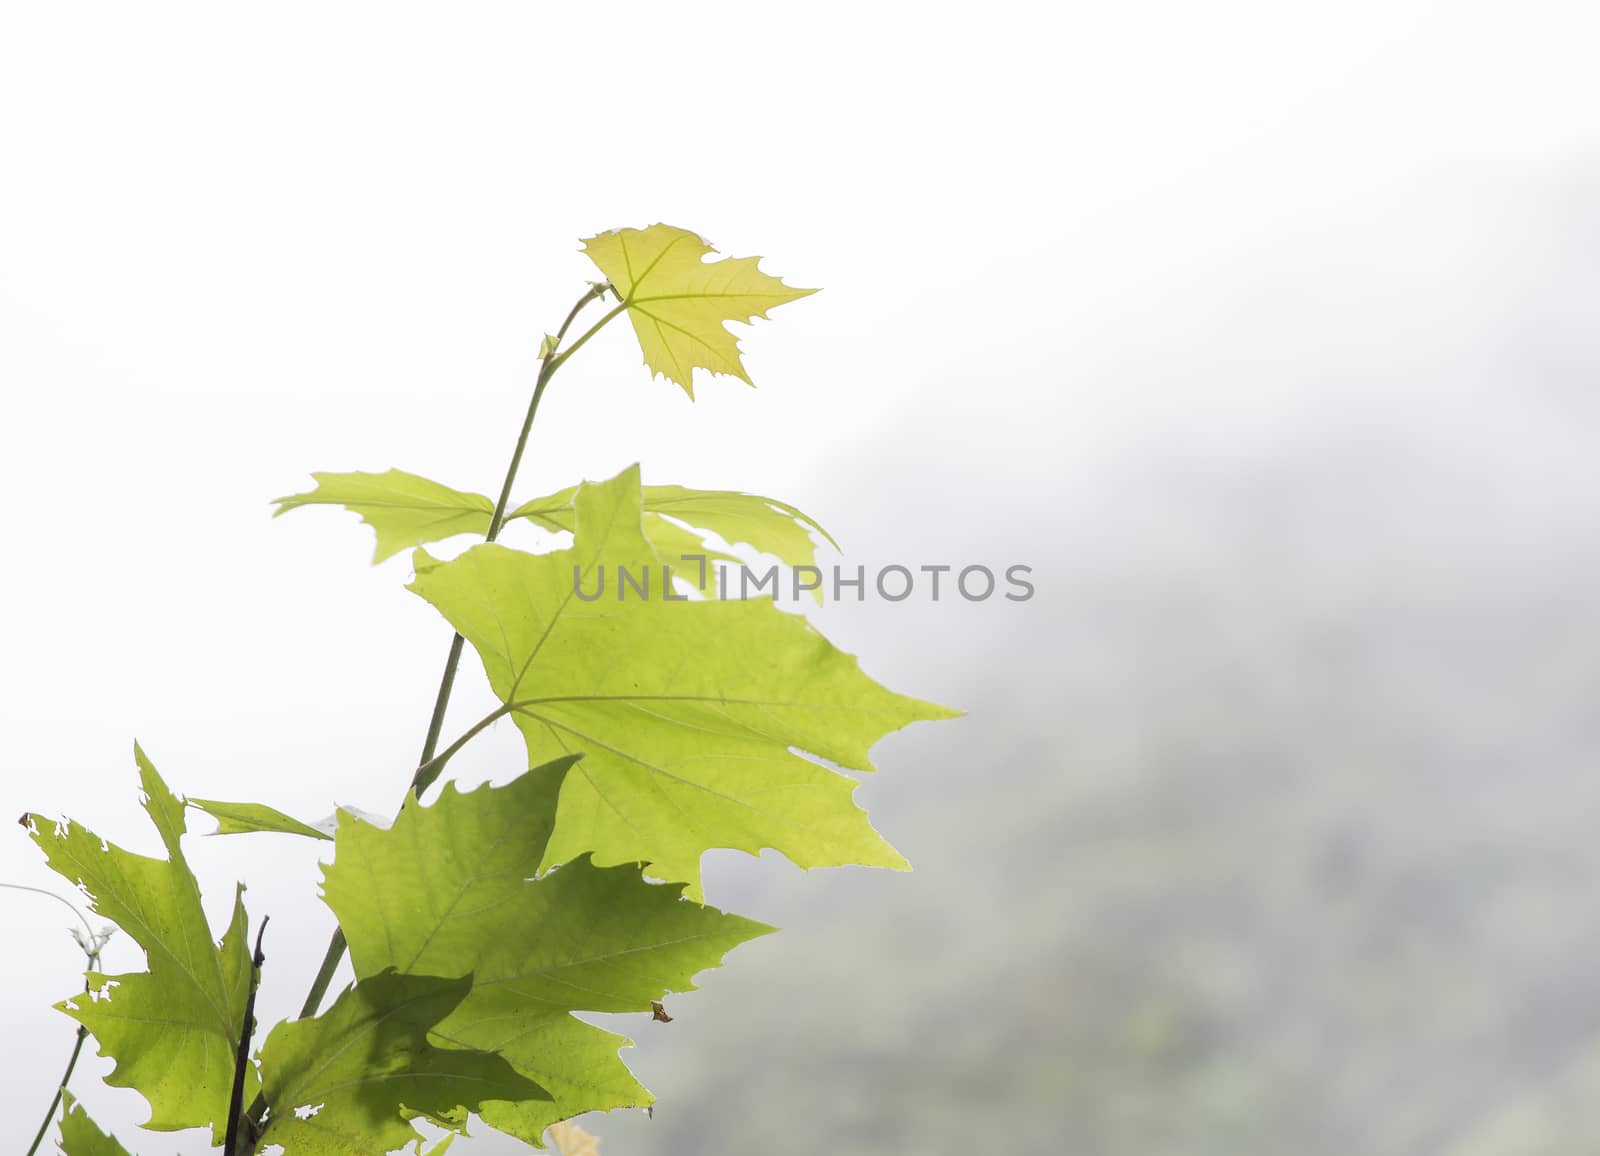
top-left (0, 883), bottom-right (97, 946)
top-left (23, 951), bottom-right (99, 1156)
top-left (548, 302), bottom-right (627, 376)
top-left (239, 282), bottom-right (619, 1151)
top-left (402, 284), bottom-right (613, 806)
top-left (411, 703), bottom-right (514, 797)
top-left (224, 918), bottom-right (269, 1156)
top-left (483, 288), bottom-right (613, 541)
top-left (282, 669), bottom-right (492, 1030)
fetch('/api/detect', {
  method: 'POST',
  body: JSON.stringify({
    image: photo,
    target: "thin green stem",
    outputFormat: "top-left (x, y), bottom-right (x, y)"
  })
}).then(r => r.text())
top-left (411, 633), bottom-right (469, 799)
top-left (410, 703), bottom-right (514, 797)
top-left (482, 290), bottom-right (615, 542)
top-left (295, 927), bottom-right (346, 1021)
top-left (0, 883), bottom-right (97, 945)
top-left (548, 302), bottom-right (626, 376)
top-left (283, 700), bottom-right (512, 1053)
top-left (240, 282), bottom-right (620, 1151)
top-left (408, 282), bottom-right (613, 792)
top-left (24, 951), bottom-right (99, 1156)
top-left (400, 286), bottom-right (615, 809)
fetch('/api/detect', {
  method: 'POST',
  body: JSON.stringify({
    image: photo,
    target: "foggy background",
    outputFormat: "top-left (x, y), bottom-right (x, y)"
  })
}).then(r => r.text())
top-left (3, 3), bottom-right (1598, 1153)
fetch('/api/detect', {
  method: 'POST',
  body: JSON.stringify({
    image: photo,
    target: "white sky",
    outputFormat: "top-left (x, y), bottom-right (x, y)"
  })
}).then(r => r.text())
top-left (1, 0), bottom-right (1597, 1149)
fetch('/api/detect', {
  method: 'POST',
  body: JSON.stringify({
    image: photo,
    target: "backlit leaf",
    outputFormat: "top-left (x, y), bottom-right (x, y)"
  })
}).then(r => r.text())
top-left (277, 469), bottom-right (833, 593)
top-left (26, 746), bottom-right (257, 1143)
top-left (408, 465), bottom-right (958, 893)
top-left (256, 970), bottom-right (543, 1156)
top-left (58, 1093), bottom-right (134, 1156)
top-left (187, 797), bottom-right (331, 841)
top-left (512, 483), bottom-right (838, 600)
top-left (581, 224), bottom-right (816, 395)
top-left (321, 759), bottom-right (771, 1143)
top-left (274, 470), bottom-right (494, 563)
top-left (420, 1134), bottom-right (456, 1156)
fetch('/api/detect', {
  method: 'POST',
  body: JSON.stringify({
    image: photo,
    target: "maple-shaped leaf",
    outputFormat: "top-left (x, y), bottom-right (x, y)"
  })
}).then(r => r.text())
top-left (321, 759), bottom-right (771, 1144)
top-left (273, 470), bottom-right (494, 562)
top-left (58, 1093), bottom-right (134, 1156)
top-left (256, 969), bottom-right (543, 1156)
top-left (512, 482), bottom-right (837, 600)
top-left (581, 224), bottom-right (816, 395)
top-left (26, 746), bottom-right (257, 1144)
top-left (276, 470), bottom-right (835, 595)
top-left (408, 465), bottom-right (958, 893)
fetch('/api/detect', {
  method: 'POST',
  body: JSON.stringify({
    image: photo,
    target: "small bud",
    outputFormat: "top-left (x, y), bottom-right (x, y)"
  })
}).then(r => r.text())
top-left (538, 333), bottom-right (560, 360)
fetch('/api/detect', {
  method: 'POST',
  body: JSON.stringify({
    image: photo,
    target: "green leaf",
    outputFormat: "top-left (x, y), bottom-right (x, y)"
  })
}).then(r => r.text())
top-left (408, 465), bottom-right (958, 894)
top-left (187, 797), bottom-right (332, 840)
top-left (274, 469), bottom-right (495, 562)
top-left (581, 224), bottom-right (816, 395)
top-left (321, 759), bottom-right (772, 1142)
top-left (26, 745), bottom-right (256, 1143)
top-left (257, 970), bottom-right (544, 1156)
top-left (637, 484), bottom-right (840, 563)
top-left (420, 1134), bottom-right (457, 1156)
top-left (58, 1093), bottom-right (134, 1156)
top-left (275, 462), bottom-right (837, 599)
top-left (512, 483), bottom-right (838, 601)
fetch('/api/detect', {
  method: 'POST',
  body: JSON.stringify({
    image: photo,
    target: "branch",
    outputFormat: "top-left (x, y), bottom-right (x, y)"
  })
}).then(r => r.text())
top-left (223, 917), bottom-right (269, 1156)
top-left (238, 281), bottom-right (621, 1147)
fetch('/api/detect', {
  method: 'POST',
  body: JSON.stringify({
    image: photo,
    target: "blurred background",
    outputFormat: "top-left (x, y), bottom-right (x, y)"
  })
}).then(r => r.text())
top-left (2, 3), bottom-right (1598, 1153)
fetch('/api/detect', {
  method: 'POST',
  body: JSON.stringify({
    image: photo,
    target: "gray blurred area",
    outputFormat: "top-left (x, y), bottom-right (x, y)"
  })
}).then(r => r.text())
top-left (590, 170), bottom-right (1600, 1156)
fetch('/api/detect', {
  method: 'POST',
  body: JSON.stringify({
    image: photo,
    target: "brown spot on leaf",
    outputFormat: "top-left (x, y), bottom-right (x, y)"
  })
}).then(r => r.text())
top-left (651, 1001), bottom-right (673, 1023)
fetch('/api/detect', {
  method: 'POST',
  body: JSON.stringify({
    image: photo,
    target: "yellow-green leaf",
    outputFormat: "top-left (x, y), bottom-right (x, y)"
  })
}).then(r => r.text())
top-left (581, 224), bottom-right (816, 396)
top-left (513, 483), bottom-right (836, 566)
top-left (257, 970), bottom-right (544, 1156)
top-left (187, 797), bottom-right (331, 841)
top-left (322, 760), bottom-right (771, 1144)
top-left (27, 746), bottom-right (257, 1144)
top-left (512, 483), bottom-right (838, 601)
top-left (277, 468), bottom-right (834, 594)
top-left (274, 470), bottom-right (494, 563)
top-left (409, 465), bottom-right (958, 894)
top-left (58, 1094), bottom-right (134, 1156)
